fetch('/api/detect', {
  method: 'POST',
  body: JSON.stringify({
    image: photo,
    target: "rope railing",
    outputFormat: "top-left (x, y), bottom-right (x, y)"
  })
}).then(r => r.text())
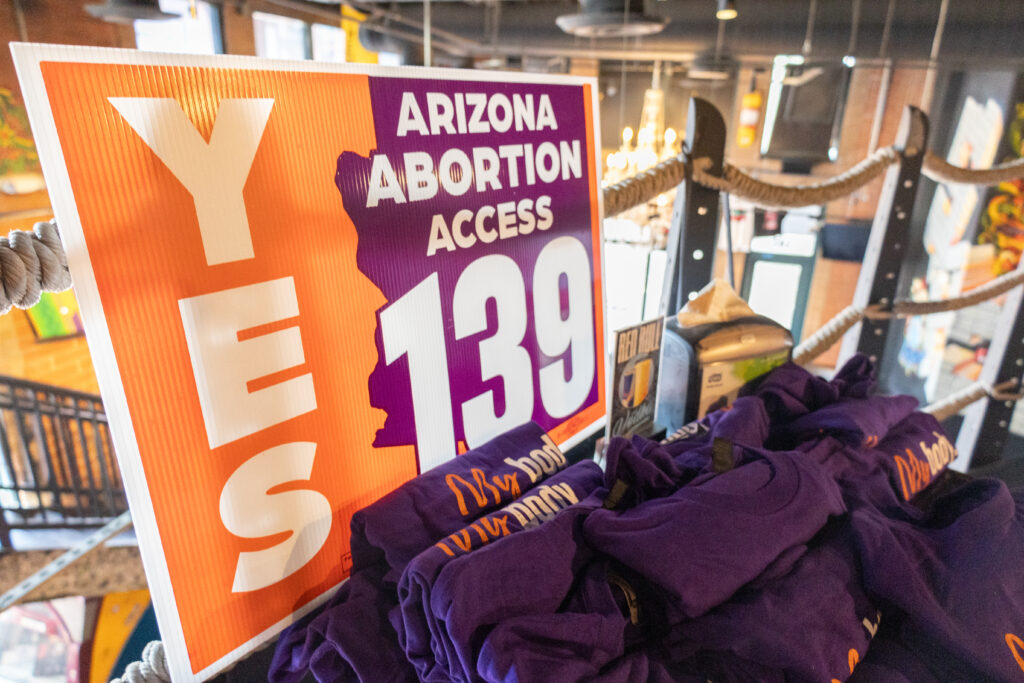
top-left (883, 266), bottom-right (1024, 318)
top-left (922, 152), bottom-right (1024, 186)
top-left (111, 636), bottom-right (282, 683)
top-left (923, 379), bottom-right (1022, 423)
top-left (791, 305), bottom-right (866, 366)
top-left (0, 220), bottom-right (71, 315)
top-left (110, 641), bottom-right (170, 683)
top-left (792, 265), bottom-right (1024, 365)
top-left (603, 153), bottom-right (688, 217)
top-left (606, 147), bottom-right (1024, 215)
top-left (691, 148), bottom-right (901, 210)
top-left (3, 146), bottom-right (1024, 313)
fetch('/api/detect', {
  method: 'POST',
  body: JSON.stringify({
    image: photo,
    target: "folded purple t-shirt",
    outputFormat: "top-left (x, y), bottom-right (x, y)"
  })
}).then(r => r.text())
top-left (351, 421), bottom-right (571, 573)
top-left (668, 520), bottom-right (880, 683)
top-left (397, 460), bottom-right (604, 682)
top-left (774, 393), bottom-right (918, 452)
top-left (583, 444), bottom-right (846, 621)
top-left (750, 354), bottom-right (875, 431)
top-left (847, 632), bottom-right (942, 683)
top-left (270, 422), bottom-right (571, 683)
top-left (850, 478), bottom-right (1024, 682)
top-left (875, 411), bottom-right (958, 503)
top-left (477, 559), bottom-right (659, 682)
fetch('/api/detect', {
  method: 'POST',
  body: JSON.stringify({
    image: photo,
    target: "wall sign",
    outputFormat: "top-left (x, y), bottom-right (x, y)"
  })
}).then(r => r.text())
top-left (12, 44), bottom-right (605, 681)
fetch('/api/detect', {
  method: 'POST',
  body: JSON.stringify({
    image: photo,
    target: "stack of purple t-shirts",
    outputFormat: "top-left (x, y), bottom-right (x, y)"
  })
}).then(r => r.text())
top-left (481, 415), bottom-right (851, 680)
top-left (395, 407), bottom-right (740, 682)
top-left (268, 422), bottom-right (601, 683)
top-left (845, 477), bottom-right (1024, 682)
top-left (425, 356), bottom-right (1005, 683)
top-left (692, 356), bottom-right (1024, 682)
top-left (397, 395), bottom-right (854, 682)
top-left (272, 355), bottom-right (1024, 682)
top-left (395, 461), bottom-right (606, 682)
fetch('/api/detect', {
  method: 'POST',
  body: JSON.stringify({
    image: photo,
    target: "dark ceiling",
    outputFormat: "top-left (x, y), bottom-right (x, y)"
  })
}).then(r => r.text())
top-left (308, 0), bottom-right (1024, 67)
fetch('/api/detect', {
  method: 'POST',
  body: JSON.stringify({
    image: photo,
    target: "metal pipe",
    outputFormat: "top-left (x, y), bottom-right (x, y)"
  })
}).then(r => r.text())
top-left (12, 0), bottom-right (29, 42)
top-left (489, 0), bottom-right (501, 47)
top-left (424, 0), bottom-right (432, 66)
top-left (919, 0), bottom-right (949, 113)
top-left (878, 0), bottom-right (896, 58)
top-left (723, 192), bottom-right (735, 291)
top-left (363, 19), bottom-right (470, 57)
top-left (847, 0), bottom-right (861, 55)
top-left (281, 0), bottom-right (484, 51)
top-left (867, 60), bottom-right (892, 154)
top-left (802, 0), bottom-right (817, 56)
top-left (714, 17), bottom-right (726, 60)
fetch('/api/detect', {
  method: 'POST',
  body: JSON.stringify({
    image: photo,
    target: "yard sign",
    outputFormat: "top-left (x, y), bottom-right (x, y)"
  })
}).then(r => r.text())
top-left (12, 44), bottom-right (604, 681)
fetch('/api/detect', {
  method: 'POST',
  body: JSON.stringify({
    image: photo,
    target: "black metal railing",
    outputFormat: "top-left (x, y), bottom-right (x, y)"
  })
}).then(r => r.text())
top-left (0, 375), bottom-right (128, 550)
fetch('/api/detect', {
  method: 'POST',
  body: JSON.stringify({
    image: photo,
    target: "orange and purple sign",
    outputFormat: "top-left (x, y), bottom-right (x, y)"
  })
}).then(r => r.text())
top-left (13, 45), bottom-right (604, 681)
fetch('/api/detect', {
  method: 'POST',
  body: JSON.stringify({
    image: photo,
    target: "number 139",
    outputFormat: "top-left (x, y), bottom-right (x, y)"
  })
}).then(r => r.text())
top-left (379, 235), bottom-right (596, 471)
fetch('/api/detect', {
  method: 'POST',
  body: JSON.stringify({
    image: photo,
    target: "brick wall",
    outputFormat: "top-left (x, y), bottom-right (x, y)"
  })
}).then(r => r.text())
top-left (1, 0), bottom-right (135, 102)
top-left (0, 301), bottom-right (100, 396)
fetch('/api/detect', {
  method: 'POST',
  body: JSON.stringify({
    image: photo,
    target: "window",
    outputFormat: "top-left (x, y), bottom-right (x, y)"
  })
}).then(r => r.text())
top-left (252, 11), bottom-right (309, 60)
top-left (134, 0), bottom-right (222, 55)
top-left (311, 23), bottom-right (346, 63)
top-left (253, 12), bottom-right (347, 63)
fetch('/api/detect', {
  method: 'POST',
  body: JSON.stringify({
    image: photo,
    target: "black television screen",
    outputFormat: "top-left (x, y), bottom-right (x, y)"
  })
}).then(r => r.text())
top-left (761, 58), bottom-right (853, 169)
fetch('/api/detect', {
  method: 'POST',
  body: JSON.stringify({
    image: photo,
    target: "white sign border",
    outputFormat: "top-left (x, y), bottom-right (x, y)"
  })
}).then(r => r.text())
top-left (11, 42), bottom-right (604, 682)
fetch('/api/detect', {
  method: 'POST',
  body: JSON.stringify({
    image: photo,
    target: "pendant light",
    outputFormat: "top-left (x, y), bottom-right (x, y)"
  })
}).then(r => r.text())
top-left (716, 0), bottom-right (737, 21)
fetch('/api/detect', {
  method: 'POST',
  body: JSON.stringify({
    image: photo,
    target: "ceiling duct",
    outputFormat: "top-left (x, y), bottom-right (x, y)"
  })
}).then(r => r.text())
top-left (85, 0), bottom-right (179, 23)
top-left (556, 0), bottom-right (668, 39)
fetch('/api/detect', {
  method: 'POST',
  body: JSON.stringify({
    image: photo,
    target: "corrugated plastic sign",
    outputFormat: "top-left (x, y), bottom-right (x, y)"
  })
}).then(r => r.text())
top-left (12, 44), bottom-right (605, 681)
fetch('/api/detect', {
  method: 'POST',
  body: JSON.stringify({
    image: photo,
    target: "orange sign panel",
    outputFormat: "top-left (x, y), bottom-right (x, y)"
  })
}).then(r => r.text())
top-left (13, 45), bottom-right (604, 680)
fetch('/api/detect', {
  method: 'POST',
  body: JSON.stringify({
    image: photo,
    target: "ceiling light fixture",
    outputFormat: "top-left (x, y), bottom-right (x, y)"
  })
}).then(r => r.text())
top-left (85, 0), bottom-right (179, 23)
top-left (557, 0), bottom-right (668, 39)
top-left (716, 0), bottom-right (737, 21)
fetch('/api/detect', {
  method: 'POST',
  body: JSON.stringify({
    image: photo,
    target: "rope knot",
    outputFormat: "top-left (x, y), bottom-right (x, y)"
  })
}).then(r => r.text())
top-left (0, 220), bottom-right (72, 314)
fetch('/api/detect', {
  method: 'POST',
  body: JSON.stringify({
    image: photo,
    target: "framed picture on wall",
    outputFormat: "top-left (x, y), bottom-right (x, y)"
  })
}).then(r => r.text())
top-left (24, 290), bottom-right (84, 341)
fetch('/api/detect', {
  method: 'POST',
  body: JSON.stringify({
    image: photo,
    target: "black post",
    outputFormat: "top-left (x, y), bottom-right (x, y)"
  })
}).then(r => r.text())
top-left (660, 97), bottom-right (726, 315)
top-left (953, 262), bottom-right (1024, 470)
top-left (0, 508), bottom-right (10, 550)
top-left (838, 105), bottom-right (929, 366)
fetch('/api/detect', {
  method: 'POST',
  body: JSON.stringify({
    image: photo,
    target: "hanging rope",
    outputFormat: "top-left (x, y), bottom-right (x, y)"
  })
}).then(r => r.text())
top-left (884, 266), bottom-right (1024, 318)
top-left (3, 146), bottom-right (1024, 310)
top-left (791, 305), bottom-right (866, 366)
top-left (922, 152), bottom-right (1024, 186)
top-left (924, 382), bottom-right (989, 422)
top-left (0, 220), bottom-right (71, 315)
top-left (110, 641), bottom-right (170, 683)
top-left (604, 147), bottom-right (1024, 215)
top-left (793, 266), bottom-right (1024, 365)
top-left (109, 634), bottom-right (281, 683)
top-left (692, 147), bottom-right (902, 209)
top-left (923, 379), bottom-right (1022, 422)
top-left (604, 153), bottom-right (687, 217)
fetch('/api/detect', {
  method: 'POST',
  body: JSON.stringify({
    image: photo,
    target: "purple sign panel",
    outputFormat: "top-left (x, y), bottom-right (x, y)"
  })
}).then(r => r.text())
top-left (337, 75), bottom-right (605, 471)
